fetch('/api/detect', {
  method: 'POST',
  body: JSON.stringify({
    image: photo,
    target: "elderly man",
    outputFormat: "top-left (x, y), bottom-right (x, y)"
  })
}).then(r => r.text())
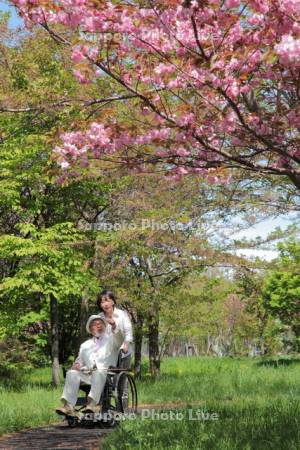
top-left (56, 314), bottom-right (123, 416)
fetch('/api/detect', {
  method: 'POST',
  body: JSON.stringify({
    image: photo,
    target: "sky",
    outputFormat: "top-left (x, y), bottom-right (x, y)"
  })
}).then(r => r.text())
top-left (0, 2), bottom-right (299, 262)
top-left (0, 1), bottom-right (22, 28)
top-left (232, 214), bottom-right (298, 261)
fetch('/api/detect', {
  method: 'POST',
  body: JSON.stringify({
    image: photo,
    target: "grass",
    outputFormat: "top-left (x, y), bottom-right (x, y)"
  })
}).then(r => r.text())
top-left (136, 357), bottom-right (300, 405)
top-left (1, 356), bottom-right (300, 449)
top-left (0, 367), bottom-right (61, 436)
top-left (103, 356), bottom-right (300, 450)
top-left (103, 401), bottom-right (300, 450)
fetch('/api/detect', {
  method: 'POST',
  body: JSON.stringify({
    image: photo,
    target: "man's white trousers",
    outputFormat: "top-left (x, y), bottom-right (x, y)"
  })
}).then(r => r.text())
top-left (61, 369), bottom-right (107, 407)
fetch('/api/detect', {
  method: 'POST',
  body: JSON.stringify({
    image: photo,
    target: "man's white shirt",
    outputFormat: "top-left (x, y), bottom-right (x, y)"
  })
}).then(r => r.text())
top-left (75, 326), bottom-right (123, 370)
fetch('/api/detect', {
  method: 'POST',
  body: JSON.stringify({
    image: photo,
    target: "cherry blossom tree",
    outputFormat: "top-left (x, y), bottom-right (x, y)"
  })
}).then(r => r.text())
top-left (10, 0), bottom-right (300, 188)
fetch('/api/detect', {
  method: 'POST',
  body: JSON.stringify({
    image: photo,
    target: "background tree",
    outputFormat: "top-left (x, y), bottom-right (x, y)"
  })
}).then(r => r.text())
top-left (1, 7), bottom-right (299, 385)
top-left (91, 173), bottom-right (283, 376)
top-left (10, 0), bottom-right (300, 190)
top-left (0, 16), bottom-right (123, 381)
top-left (262, 240), bottom-right (300, 352)
top-left (0, 223), bottom-right (98, 385)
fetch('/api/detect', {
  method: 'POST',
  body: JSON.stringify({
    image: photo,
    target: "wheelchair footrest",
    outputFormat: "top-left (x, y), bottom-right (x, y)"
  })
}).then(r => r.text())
top-left (75, 397), bottom-right (87, 406)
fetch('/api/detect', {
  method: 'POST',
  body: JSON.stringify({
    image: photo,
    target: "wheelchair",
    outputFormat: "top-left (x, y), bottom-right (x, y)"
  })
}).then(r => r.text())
top-left (63, 351), bottom-right (138, 428)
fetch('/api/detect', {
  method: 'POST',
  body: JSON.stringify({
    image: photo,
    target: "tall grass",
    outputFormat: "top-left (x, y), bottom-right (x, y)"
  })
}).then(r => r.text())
top-left (104, 356), bottom-right (300, 450)
top-left (1, 356), bottom-right (300, 449)
top-left (0, 367), bottom-right (61, 435)
top-left (136, 357), bottom-right (300, 404)
top-left (103, 401), bottom-right (300, 450)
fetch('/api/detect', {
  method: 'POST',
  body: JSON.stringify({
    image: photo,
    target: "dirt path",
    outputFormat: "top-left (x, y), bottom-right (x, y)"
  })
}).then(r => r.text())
top-left (0, 402), bottom-right (203, 450)
top-left (0, 422), bottom-right (112, 450)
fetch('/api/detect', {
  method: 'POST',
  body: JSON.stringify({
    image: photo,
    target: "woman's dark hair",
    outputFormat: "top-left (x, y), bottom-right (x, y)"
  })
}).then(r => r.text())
top-left (96, 289), bottom-right (116, 311)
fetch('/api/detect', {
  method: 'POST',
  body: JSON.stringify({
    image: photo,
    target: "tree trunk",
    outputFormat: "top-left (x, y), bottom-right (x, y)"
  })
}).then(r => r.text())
top-left (77, 292), bottom-right (89, 353)
top-left (134, 313), bottom-right (144, 378)
top-left (50, 294), bottom-right (60, 387)
top-left (206, 333), bottom-right (212, 355)
top-left (148, 301), bottom-right (160, 378)
top-left (292, 325), bottom-right (300, 353)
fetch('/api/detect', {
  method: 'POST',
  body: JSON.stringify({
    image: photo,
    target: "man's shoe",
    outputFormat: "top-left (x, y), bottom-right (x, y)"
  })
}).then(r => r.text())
top-left (55, 405), bottom-right (75, 416)
top-left (83, 404), bottom-right (100, 414)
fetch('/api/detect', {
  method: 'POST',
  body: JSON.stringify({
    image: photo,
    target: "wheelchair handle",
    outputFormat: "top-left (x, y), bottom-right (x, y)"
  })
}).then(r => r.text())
top-left (80, 366), bottom-right (97, 374)
top-left (80, 366), bottom-right (115, 374)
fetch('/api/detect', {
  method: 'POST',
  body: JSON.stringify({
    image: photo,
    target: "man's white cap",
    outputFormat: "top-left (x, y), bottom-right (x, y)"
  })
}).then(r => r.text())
top-left (86, 315), bottom-right (107, 334)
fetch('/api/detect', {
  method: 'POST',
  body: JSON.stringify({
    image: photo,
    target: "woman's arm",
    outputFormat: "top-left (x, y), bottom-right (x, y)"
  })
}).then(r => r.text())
top-left (119, 310), bottom-right (133, 353)
top-left (121, 310), bottom-right (133, 343)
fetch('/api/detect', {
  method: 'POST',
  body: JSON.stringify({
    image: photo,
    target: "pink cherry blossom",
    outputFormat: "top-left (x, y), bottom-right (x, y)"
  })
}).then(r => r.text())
top-left (174, 147), bottom-right (190, 157)
top-left (225, 0), bottom-right (240, 8)
top-left (275, 35), bottom-right (300, 67)
top-left (73, 70), bottom-right (91, 84)
top-left (71, 47), bottom-right (86, 63)
top-left (11, 0), bottom-right (300, 188)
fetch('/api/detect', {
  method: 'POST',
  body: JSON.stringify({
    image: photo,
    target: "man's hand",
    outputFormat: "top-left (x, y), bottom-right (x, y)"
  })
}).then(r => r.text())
top-left (105, 310), bottom-right (114, 319)
top-left (106, 317), bottom-right (116, 330)
top-left (71, 362), bottom-right (81, 371)
top-left (121, 342), bottom-right (129, 354)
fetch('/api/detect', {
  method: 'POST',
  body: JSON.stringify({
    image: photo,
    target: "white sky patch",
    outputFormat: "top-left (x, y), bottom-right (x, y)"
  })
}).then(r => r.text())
top-left (231, 213), bottom-right (299, 261)
top-left (0, 1), bottom-right (23, 28)
top-left (235, 248), bottom-right (278, 261)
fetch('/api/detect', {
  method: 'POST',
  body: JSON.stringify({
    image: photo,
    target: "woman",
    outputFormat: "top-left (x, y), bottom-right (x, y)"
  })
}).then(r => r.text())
top-left (96, 289), bottom-right (133, 369)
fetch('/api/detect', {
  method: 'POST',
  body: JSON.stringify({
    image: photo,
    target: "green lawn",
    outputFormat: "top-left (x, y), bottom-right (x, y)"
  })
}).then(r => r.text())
top-left (1, 357), bottom-right (300, 449)
top-left (0, 367), bottom-right (60, 435)
top-left (104, 356), bottom-right (300, 450)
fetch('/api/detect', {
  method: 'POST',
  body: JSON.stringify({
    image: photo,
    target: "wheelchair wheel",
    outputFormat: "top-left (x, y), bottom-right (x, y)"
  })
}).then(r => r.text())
top-left (116, 371), bottom-right (138, 414)
top-left (67, 416), bottom-right (78, 428)
top-left (99, 376), bottom-right (118, 427)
